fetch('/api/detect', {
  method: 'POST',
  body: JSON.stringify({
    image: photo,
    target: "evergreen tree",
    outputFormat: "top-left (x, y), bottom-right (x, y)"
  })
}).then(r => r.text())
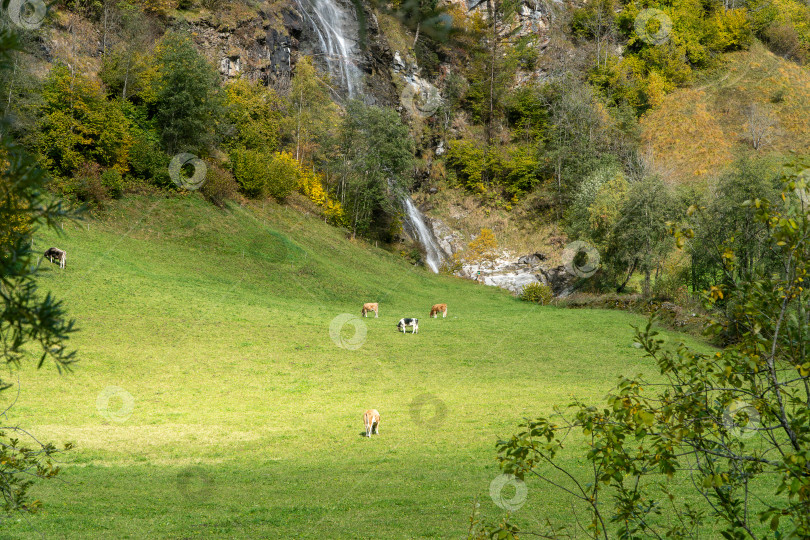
top-left (152, 31), bottom-right (221, 155)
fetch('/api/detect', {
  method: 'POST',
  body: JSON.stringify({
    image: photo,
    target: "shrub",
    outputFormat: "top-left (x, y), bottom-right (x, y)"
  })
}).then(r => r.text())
top-left (519, 282), bottom-right (553, 304)
top-left (69, 163), bottom-right (109, 208)
top-left (296, 165), bottom-right (346, 225)
top-left (230, 148), bottom-right (268, 198)
top-left (128, 133), bottom-right (170, 187)
top-left (201, 164), bottom-right (238, 208)
top-left (37, 64), bottom-right (132, 178)
top-left (706, 8), bottom-right (752, 51)
top-left (265, 151), bottom-right (298, 202)
top-left (230, 149), bottom-right (297, 202)
top-left (466, 228), bottom-right (498, 263)
top-left (101, 169), bottom-right (124, 199)
top-left (763, 22), bottom-right (808, 62)
top-left (440, 252), bottom-right (464, 275)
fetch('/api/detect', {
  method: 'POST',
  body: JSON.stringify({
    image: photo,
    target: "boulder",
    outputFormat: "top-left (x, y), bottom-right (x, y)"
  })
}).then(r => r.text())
top-left (538, 265), bottom-right (578, 297)
top-left (517, 252), bottom-right (547, 265)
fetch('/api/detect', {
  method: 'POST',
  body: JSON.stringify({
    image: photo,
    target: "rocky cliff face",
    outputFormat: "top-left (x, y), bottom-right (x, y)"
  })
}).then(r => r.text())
top-left (188, 0), bottom-right (398, 105)
top-left (423, 213), bottom-right (578, 297)
top-left (187, 0), bottom-right (554, 106)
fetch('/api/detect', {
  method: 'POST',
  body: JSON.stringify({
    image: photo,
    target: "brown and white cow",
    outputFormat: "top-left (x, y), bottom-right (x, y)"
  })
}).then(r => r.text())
top-left (429, 303), bottom-right (447, 318)
top-left (43, 247), bottom-right (67, 269)
top-left (363, 409), bottom-right (380, 437)
top-left (361, 302), bottom-right (379, 318)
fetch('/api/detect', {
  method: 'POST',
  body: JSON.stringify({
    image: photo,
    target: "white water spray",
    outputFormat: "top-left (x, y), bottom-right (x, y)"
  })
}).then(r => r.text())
top-left (295, 0), bottom-right (363, 97)
top-left (402, 197), bottom-right (444, 273)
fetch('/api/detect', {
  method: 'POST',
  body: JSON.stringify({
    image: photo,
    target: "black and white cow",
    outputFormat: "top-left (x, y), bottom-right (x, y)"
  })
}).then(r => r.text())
top-left (397, 318), bottom-right (419, 334)
top-left (43, 247), bottom-right (67, 269)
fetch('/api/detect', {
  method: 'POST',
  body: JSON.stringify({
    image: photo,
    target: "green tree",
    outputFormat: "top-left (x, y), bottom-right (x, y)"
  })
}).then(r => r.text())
top-left (0, 27), bottom-right (77, 515)
top-left (686, 156), bottom-right (781, 294)
top-left (567, 163), bottom-right (628, 250)
top-left (152, 31), bottom-right (221, 154)
top-left (465, 0), bottom-right (520, 148)
top-left (0, 25), bottom-right (40, 146)
top-left (605, 175), bottom-right (675, 294)
top-left (100, 2), bottom-right (156, 103)
top-left (543, 78), bottom-right (616, 218)
top-left (222, 77), bottom-right (281, 152)
top-left (284, 56), bottom-right (339, 165)
top-left (473, 167), bottom-right (810, 539)
top-left (36, 64), bottom-right (132, 178)
top-left (390, 0), bottom-right (453, 46)
top-left (333, 101), bottom-right (414, 238)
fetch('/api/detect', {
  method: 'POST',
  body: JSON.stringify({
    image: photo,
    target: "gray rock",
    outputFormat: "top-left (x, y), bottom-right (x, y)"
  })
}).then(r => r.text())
top-left (428, 217), bottom-right (464, 258)
top-left (517, 252), bottom-right (546, 265)
top-left (393, 51), bottom-right (406, 71)
top-left (538, 266), bottom-right (578, 297)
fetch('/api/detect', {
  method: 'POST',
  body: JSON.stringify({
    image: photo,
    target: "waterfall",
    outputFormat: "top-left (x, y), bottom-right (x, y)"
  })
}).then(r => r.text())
top-left (295, 0), bottom-right (363, 97)
top-left (402, 197), bottom-right (444, 273)
top-left (295, 0), bottom-right (441, 271)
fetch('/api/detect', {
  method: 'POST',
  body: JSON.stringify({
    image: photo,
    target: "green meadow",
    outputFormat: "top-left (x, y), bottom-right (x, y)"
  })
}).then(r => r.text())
top-left (2, 195), bottom-right (709, 538)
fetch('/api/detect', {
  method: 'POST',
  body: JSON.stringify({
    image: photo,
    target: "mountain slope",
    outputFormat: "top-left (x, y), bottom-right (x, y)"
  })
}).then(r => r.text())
top-left (641, 43), bottom-right (810, 182)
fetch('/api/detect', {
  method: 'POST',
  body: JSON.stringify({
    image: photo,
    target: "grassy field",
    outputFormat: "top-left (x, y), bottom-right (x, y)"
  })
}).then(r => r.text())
top-left (1, 195), bottom-right (709, 538)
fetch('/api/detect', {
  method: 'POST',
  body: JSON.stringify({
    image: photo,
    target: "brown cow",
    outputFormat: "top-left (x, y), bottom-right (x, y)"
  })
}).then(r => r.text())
top-left (363, 409), bottom-right (380, 437)
top-left (43, 247), bottom-right (67, 269)
top-left (361, 302), bottom-right (379, 318)
top-left (429, 303), bottom-right (447, 318)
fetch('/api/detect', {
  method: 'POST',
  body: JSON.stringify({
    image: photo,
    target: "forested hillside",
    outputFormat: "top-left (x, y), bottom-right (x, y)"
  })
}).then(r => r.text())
top-left (3, 0), bottom-right (810, 300)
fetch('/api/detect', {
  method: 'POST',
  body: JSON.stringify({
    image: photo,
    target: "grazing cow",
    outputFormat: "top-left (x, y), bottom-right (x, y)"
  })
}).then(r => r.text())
top-left (364, 409), bottom-right (380, 437)
top-left (43, 247), bottom-right (67, 269)
top-left (397, 318), bottom-right (419, 334)
top-left (429, 303), bottom-right (447, 318)
top-left (361, 302), bottom-right (379, 318)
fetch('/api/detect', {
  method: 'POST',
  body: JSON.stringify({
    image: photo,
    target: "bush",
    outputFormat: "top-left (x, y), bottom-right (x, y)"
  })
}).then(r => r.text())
top-left (200, 164), bottom-right (238, 208)
top-left (440, 252), bottom-right (464, 275)
top-left (65, 163), bottom-right (109, 208)
top-left (129, 134), bottom-right (170, 187)
top-left (230, 148), bottom-right (265, 197)
top-left (37, 64), bottom-right (132, 178)
top-left (265, 151), bottom-right (298, 202)
top-left (230, 149), bottom-right (298, 202)
top-left (101, 169), bottom-right (124, 199)
top-left (763, 22), bottom-right (808, 62)
top-left (706, 8), bottom-right (752, 51)
top-left (153, 31), bottom-right (222, 154)
top-left (519, 282), bottom-right (553, 304)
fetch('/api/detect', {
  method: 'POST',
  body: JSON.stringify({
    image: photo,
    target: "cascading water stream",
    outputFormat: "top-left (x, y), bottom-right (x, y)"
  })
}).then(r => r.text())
top-left (402, 197), bottom-right (444, 273)
top-left (295, 0), bottom-right (442, 271)
top-left (295, 0), bottom-right (363, 97)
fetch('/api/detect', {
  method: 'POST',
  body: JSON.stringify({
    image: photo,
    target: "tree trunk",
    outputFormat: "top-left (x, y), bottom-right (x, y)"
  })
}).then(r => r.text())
top-left (644, 268), bottom-right (651, 296)
top-left (617, 258), bottom-right (638, 293)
